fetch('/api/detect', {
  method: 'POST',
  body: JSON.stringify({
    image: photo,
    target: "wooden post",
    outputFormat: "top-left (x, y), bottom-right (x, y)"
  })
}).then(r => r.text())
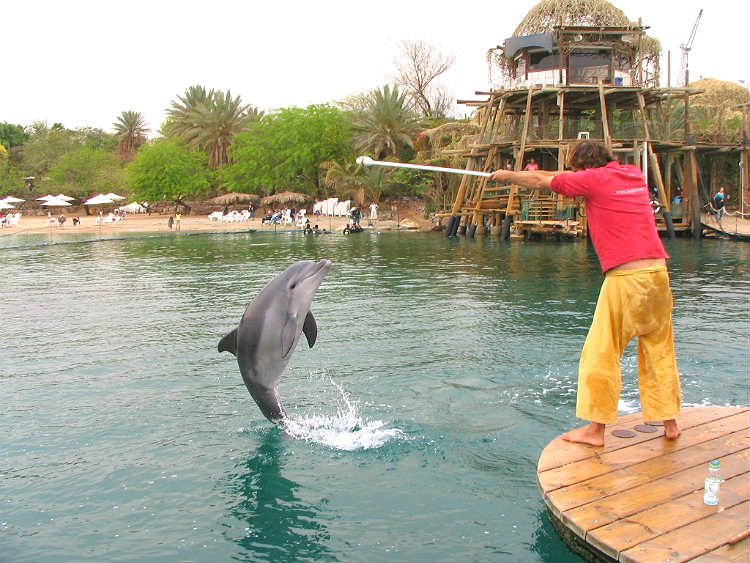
top-left (599, 82), bottom-right (612, 148)
top-left (742, 149), bottom-right (750, 218)
top-left (506, 86), bottom-right (535, 219)
top-left (450, 95), bottom-right (497, 217)
top-left (684, 150), bottom-right (702, 237)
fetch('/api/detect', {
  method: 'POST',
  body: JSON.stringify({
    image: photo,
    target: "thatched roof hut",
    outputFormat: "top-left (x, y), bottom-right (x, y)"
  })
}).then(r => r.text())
top-left (488, 0), bottom-right (660, 87)
top-left (208, 192), bottom-right (259, 205)
top-left (260, 191), bottom-right (309, 207)
top-left (688, 78), bottom-right (750, 143)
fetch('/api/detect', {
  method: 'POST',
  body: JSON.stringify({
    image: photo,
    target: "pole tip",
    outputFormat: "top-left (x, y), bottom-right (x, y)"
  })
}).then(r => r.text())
top-left (356, 156), bottom-right (374, 166)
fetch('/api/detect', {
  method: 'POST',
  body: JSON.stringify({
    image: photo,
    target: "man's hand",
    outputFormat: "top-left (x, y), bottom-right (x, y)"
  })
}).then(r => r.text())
top-left (489, 169), bottom-right (512, 183)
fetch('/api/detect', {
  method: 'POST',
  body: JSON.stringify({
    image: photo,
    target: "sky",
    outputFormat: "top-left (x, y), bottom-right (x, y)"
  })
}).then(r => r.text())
top-left (3, 0), bottom-right (749, 135)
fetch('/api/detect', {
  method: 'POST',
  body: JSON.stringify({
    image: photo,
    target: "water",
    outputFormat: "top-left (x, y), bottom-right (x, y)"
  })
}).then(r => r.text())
top-left (2, 231), bottom-right (748, 562)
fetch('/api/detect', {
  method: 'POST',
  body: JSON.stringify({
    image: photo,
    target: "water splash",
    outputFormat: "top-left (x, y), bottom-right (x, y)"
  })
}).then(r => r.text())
top-left (282, 378), bottom-right (403, 451)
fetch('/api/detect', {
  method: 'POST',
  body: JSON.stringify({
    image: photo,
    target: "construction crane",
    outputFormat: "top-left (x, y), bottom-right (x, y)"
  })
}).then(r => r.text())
top-left (679, 9), bottom-right (703, 87)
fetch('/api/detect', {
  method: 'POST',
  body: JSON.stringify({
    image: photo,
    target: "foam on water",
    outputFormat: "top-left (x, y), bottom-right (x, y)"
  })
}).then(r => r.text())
top-left (282, 378), bottom-right (403, 451)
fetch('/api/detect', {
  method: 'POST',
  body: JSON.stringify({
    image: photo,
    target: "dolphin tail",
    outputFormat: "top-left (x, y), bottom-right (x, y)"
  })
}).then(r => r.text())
top-left (218, 328), bottom-right (238, 356)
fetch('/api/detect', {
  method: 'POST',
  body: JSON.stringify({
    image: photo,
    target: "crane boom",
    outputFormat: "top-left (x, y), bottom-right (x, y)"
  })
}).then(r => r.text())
top-left (679, 9), bottom-right (703, 87)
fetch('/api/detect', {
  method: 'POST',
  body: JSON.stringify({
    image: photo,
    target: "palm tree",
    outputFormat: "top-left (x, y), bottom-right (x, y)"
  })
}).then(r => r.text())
top-left (164, 85), bottom-right (263, 169)
top-left (322, 160), bottom-right (366, 204)
top-left (113, 111), bottom-right (149, 163)
top-left (351, 85), bottom-right (419, 160)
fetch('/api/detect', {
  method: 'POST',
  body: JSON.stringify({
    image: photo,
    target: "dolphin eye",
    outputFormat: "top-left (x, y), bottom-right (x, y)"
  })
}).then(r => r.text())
top-left (290, 283), bottom-right (297, 289)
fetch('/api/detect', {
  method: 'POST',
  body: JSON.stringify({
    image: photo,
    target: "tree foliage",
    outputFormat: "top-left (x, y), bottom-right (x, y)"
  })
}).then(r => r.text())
top-left (222, 104), bottom-right (353, 195)
top-left (47, 147), bottom-right (124, 199)
top-left (21, 122), bottom-right (80, 178)
top-left (393, 40), bottom-right (455, 119)
top-left (126, 139), bottom-right (213, 204)
top-left (165, 85), bottom-right (263, 169)
top-left (0, 122), bottom-right (29, 150)
top-left (113, 111), bottom-right (150, 163)
top-left (349, 85), bottom-right (419, 161)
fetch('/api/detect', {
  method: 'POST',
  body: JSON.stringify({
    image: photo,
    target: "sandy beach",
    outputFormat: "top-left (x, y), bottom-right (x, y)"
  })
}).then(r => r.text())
top-left (1, 211), bottom-right (431, 238)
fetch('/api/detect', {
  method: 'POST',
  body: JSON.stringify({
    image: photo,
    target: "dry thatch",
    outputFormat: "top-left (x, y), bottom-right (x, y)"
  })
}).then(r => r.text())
top-left (417, 122), bottom-right (481, 154)
top-left (688, 78), bottom-right (750, 143)
top-left (208, 192), bottom-right (260, 205)
top-left (689, 79), bottom-right (750, 109)
top-left (260, 191), bottom-right (309, 207)
top-left (488, 0), bottom-right (661, 87)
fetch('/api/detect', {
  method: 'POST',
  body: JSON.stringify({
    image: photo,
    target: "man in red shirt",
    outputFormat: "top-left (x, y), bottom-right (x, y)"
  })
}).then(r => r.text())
top-left (490, 141), bottom-right (681, 446)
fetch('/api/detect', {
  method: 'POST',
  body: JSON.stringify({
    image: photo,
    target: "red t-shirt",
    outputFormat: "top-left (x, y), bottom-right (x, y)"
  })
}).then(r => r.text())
top-left (549, 161), bottom-right (669, 273)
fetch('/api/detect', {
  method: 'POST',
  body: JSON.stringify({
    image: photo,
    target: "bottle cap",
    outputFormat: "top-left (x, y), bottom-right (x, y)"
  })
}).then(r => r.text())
top-left (709, 460), bottom-right (720, 469)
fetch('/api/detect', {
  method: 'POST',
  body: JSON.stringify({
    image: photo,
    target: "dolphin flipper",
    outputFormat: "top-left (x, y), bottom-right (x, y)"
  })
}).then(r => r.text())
top-left (218, 328), bottom-right (238, 356)
top-left (302, 311), bottom-right (317, 348)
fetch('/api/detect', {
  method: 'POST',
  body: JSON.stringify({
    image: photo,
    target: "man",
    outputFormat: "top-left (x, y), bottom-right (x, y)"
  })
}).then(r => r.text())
top-left (489, 141), bottom-right (681, 446)
top-left (713, 187), bottom-right (726, 221)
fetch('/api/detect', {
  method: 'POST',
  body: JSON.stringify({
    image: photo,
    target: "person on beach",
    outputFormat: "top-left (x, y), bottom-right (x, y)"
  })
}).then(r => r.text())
top-left (489, 140), bottom-right (681, 447)
top-left (168, 216), bottom-right (174, 230)
top-left (175, 212), bottom-right (182, 231)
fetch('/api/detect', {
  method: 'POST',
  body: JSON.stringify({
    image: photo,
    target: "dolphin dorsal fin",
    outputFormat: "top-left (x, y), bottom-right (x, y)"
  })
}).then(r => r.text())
top-left (303, 311), bottom-right (317, 348)
top-left (218, 328), bottom-right (238, 356)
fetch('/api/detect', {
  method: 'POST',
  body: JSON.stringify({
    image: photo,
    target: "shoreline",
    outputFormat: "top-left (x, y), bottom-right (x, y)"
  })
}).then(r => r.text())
top-left (1, 212), bottom-right (430, 238)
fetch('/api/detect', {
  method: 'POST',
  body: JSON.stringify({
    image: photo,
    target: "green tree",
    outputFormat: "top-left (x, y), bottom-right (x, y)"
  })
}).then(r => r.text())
top-left (0, 122), bottom-right (29, 150)
top-left (126, 139), bottom-right (212, 210)
top-left (48, 146), bottom-right (124, 199)
top-left (165, 85), bottom-right (263, 169)
top-left (349, 85), bottom-right (419, 160)
top-left (222, 104), bottom-right (353, 195)
top-left (74, 127), bottom-right (119, 152)
top-left (113, 111), bottom-right (150, 163)
top-left (21, 121), bottom-right (79, 178)
top-left (322, 160), bottom-right (366, 204)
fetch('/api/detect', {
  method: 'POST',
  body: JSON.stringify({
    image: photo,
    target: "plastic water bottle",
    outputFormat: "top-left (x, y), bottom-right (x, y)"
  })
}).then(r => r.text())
top-left (703, 460), bottom-right (721, 506)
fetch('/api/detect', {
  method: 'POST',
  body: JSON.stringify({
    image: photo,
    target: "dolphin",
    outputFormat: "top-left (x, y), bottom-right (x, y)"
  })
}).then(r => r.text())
top-left (218, 259), bottom-right (332, 423)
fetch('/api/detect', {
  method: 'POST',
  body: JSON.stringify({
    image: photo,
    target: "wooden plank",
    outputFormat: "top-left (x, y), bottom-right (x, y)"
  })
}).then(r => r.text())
top-left (537, 407), bottom-right (747, 472)
top-left (587, 472), bottom-right (750, 559)
top-left (559, 446), bottom-right (749, 537)
top-left (539, 412), bottom-right (750, 493)
top-left (619, 502), bottom-right (750, 563)
top-left (691, 537), bottom-right (750, 563)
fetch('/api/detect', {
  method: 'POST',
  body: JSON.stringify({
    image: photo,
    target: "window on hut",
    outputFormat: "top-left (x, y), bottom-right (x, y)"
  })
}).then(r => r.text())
top-left (569, 49), bottom-right (611, 84)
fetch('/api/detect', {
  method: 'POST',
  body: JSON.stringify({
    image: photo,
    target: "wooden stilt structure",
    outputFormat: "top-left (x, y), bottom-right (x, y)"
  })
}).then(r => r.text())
top-left (445, 85), bottom-right (748, 241)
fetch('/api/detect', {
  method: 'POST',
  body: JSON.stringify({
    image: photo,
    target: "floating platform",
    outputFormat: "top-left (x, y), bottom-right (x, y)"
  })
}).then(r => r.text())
top-left (537, 406), bottom-right (749, 562)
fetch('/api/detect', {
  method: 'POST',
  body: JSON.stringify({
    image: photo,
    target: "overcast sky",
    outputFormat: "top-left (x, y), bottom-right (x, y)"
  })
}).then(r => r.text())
top-left (3, 0), bottom-right (748, 135)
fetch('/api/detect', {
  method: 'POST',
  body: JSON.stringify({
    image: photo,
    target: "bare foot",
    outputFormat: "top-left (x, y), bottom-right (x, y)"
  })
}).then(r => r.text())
top-left (663, 418), bottom-right (681, 440)
top-left (561, 422), bottom-right (605, 447)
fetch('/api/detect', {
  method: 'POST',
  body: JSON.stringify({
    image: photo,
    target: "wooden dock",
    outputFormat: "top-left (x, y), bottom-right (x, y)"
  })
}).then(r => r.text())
top-left (538, 406), bottom-right (750, 562)
top-left (700, 212), bottom-right (750, 241)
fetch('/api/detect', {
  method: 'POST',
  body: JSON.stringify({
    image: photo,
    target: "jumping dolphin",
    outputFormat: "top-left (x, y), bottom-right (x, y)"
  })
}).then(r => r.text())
top-left (218, 259), bottom-right (332, 423)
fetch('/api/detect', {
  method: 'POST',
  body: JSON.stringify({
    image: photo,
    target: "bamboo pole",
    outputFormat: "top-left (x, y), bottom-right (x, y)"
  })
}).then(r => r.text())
top-left (599, 81), bottom-right (612, 148)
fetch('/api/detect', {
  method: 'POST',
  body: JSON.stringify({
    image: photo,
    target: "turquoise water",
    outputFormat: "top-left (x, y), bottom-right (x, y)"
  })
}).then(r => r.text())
top-left (2, 231), bottom-right (748, 562)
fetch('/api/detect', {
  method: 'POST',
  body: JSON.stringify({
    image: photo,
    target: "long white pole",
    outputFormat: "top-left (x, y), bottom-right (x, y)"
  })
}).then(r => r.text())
top-left (356, 156), bottom-right (491, 178)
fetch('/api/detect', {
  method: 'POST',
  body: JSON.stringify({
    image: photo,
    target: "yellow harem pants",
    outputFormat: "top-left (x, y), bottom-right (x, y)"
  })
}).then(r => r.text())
top-left (576, 266), bottom-right (681, 425)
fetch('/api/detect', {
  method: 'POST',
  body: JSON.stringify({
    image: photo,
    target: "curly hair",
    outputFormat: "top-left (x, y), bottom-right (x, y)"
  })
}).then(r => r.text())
top-left (567, 141), bottom-right (615, 170)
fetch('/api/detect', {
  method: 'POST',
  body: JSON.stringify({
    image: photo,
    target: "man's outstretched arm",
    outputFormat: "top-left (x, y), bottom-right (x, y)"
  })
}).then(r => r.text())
top-left (488, 169), bottom-right (568, 190)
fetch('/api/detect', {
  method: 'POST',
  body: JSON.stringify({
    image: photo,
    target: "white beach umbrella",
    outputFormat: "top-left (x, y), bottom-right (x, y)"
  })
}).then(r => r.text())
top-left (55, 194), bottom-right (76, 201)
top-left (37, 194), bottom-right (56, 201)
top-left (1, 196), bottom-right (25, 203)
top-left (0, 201), bottom-right (16, 210)
top-left (40, 197), bottom-right (73, 207)
top-left (104, 192), bottom-right (125, 201)
top-left (84, 194), bottom-right (116, 205)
